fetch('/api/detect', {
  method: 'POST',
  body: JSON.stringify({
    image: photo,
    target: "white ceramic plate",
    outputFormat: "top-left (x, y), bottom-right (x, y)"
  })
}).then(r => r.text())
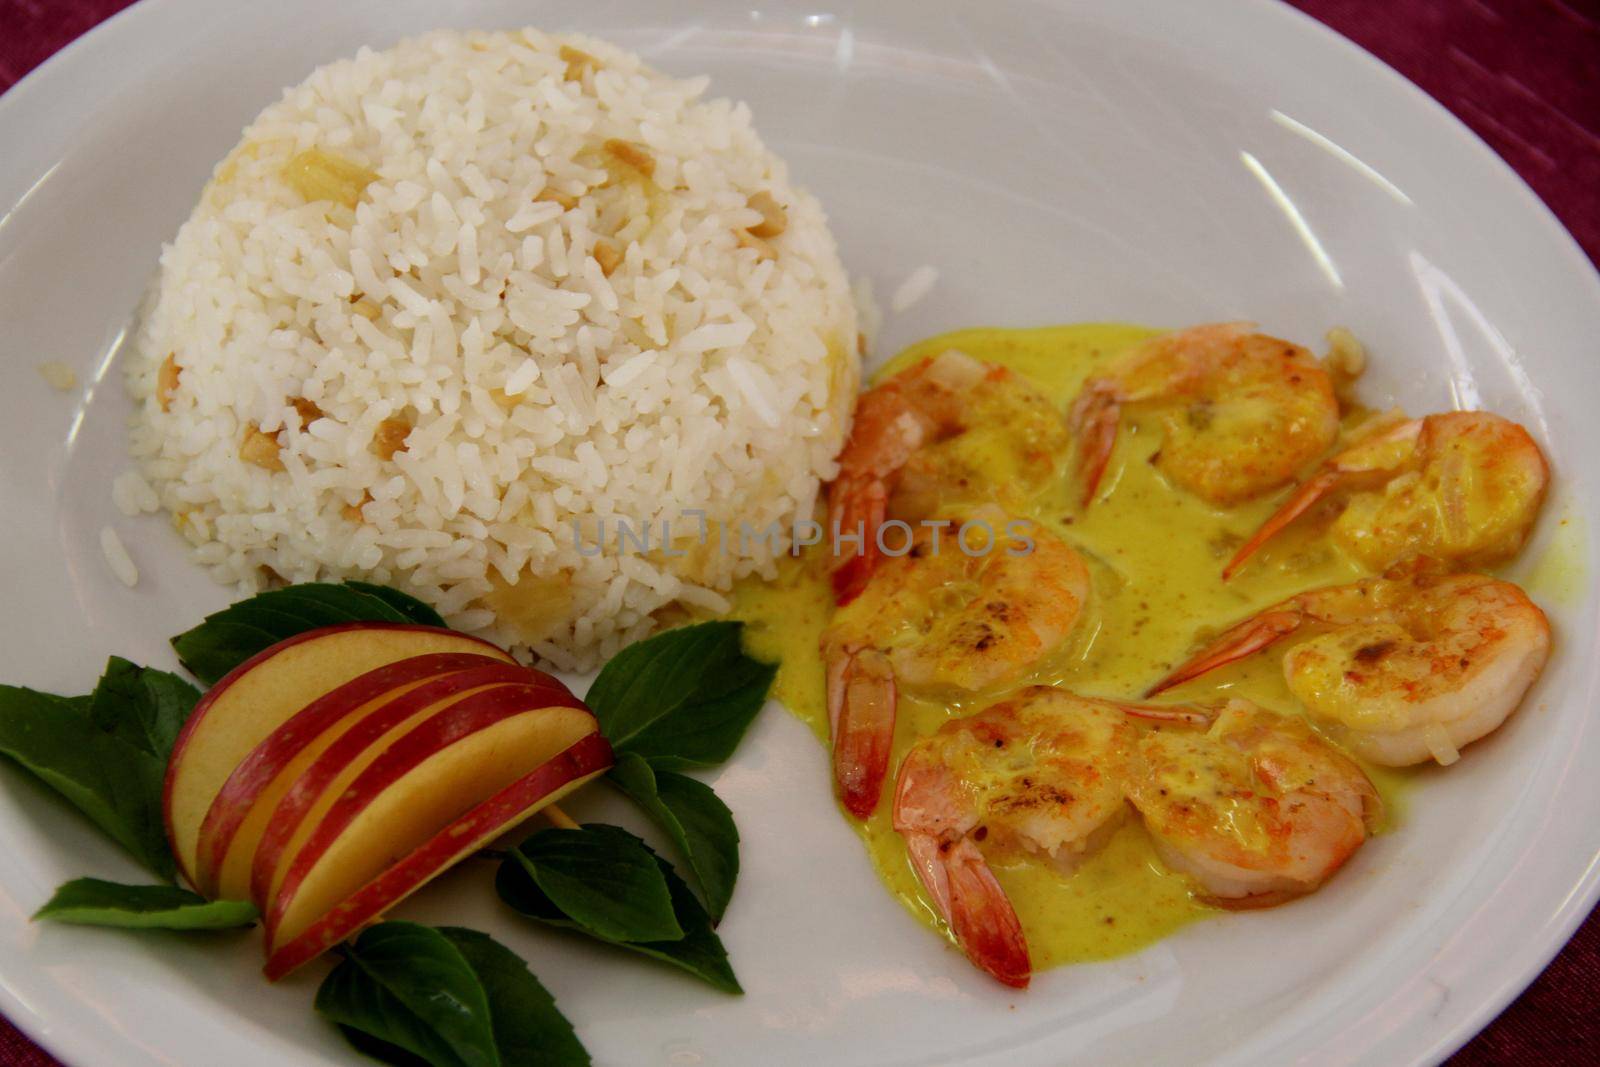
top-left (2, 1), bottom-right (1598, 1064)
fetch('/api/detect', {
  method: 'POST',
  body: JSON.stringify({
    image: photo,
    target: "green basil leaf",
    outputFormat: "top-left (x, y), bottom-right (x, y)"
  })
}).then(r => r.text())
top-left (439, 928), bottom-right (589, 1067)
top-left (33, 878), bottom-right (256, 929)
top-left (345, 581), bottom-right (448, 628)
top-left (508, 824), bottom-right (682, 944)
top-left (170, 582), bottom-right (417, 685)
top-left (333, 1027), bottom-right (432, 1067)
top-left (0, 685), bottom-right (173, 880)
top-left (497, 826), bottom-right (740, 994)
top-left (87, 656), bottom-right (200, 761)
top-left (608, 754), bottom-right (739, 923)
top-left (583, 622), bottom-right (776, 769)
top-left (315, 922), bottom-right (499, 1067)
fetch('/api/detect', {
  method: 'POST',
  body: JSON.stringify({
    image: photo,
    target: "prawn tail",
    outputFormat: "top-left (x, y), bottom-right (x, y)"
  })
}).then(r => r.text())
top-left (830, 554), bottom-right (875, 607)
top-left (1118, 701), bottom-right (1215, 727)
top-left (1353, 773), bottom-right (1385, 834)
top-left (1203, 888), bottom-right (1304, 911)
top-left (828, 477), bottom-right (887, 605)
top-left (1222, 468), bottom-right (1345, 579)
top-left (1145, 609), bottom-right (1305, 696)
top-left (1068, 383), bottom-right (1121, 507)
top-left (908, 834), bottom-right (1031, 989)
top-left (829, 646), bottom-right (896, 819)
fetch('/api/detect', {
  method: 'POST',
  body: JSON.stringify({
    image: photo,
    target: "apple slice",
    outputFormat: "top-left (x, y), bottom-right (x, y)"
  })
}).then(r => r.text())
top-left (164, 624), bottom-right (510, 886)
top-left (261, 687), bottom-right (604, 967)
top-left (260, 683), bottom-right (593, 941)
top-left (196, 656), bottom-right (537, 900)
top-left (264, 730), bottom-right (612, 980)
top-left (245, 668), bottom-right (578, 909)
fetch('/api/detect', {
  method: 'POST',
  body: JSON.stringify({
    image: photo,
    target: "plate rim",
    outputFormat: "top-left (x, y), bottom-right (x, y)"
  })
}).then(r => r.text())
top-left (1, 1), bottom-right (1598, 1065)
top-left (1221, 11), bottom-right (1600, 1058)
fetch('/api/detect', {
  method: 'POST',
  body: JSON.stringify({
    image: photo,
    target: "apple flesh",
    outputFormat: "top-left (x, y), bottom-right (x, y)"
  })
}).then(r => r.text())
top-left (244, 668), bottom-right (578, 909)
top-left (164, 624), bottom-right (511, 886)
top-left (263, 730), bottom-right (613, 980)
top-left (261, 683), bottom-right (596, 949)
top-left (197, 656), bottom-right (538, 901)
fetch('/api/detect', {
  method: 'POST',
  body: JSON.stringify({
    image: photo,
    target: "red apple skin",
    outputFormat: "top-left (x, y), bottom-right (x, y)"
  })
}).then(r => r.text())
top-left (247, 668), bottom-right (579, 909)
top-left (164, 623), bottom-right (505, 886)
top-left (263, 730), bottom-right (613, 980)
top-left (260, 681), bottom-right (589, 937)
top-left (193, 653), bottom-right (528, 898)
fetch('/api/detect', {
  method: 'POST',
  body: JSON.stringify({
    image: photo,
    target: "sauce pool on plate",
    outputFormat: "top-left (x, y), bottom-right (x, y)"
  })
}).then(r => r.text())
top-left (731, 323), bottom-right (1417, 970)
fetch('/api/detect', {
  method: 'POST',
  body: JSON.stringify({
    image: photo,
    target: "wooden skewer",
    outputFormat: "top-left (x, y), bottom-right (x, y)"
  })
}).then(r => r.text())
top-left (543, 803), bottom-right (580, 830)
top-left (471, 804), bottom-right (580, 863)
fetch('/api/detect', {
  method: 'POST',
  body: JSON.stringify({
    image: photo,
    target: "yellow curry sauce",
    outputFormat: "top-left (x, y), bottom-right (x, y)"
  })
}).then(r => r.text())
top-left (1519, 511), bottom-right (1586, 610)
top-left (732, 323), bottom-right (1430, 971)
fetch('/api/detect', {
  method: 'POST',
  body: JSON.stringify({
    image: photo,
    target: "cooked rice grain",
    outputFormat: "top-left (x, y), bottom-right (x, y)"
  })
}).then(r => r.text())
top-left (890, 265), bottom-right (940, 314)
top-left (38, 362), bottom-right (78, 391)
top-left (100, 527), bottom-right (139, 588)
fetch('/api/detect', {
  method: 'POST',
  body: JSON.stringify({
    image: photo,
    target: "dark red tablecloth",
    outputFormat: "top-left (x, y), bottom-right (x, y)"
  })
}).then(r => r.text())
top-left (1, 1), bottom-right (1596, 1064)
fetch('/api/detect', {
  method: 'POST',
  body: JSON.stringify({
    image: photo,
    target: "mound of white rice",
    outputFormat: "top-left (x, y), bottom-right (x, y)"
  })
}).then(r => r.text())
top-left (124, 28), bottom-right (858, 669)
